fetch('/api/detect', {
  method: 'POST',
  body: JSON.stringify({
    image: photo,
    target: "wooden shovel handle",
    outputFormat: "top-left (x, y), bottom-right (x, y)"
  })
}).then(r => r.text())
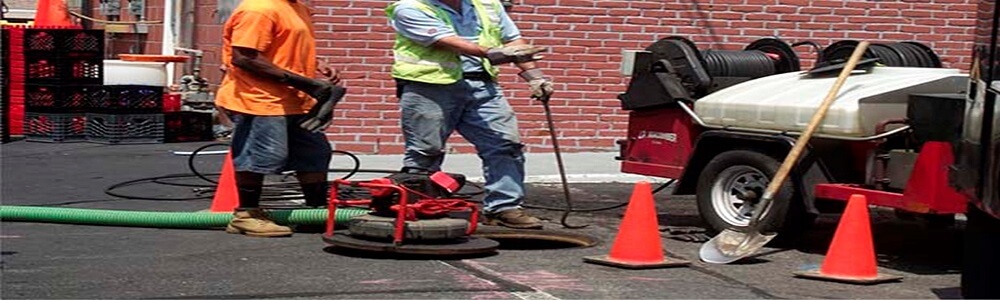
top-left (760, 41), bottom-right (871, 201)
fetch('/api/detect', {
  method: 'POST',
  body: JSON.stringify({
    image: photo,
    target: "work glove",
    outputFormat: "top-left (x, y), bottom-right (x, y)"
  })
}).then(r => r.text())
top-left (299, 83), bottom-right (346, 133)
top-left (486, 44), bottom-right (546, 65)
top-left (519, 68), bottom-right (554, 102)
top-left (279, 72), bottom-right (347, 133)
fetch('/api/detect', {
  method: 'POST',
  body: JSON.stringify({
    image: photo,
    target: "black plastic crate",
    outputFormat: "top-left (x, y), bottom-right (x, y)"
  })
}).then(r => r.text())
top-left (85, 113), bottom-right (164, 144)
top-left (165, 111), bottom-right (214, 143)
top-left (61, 30), bottom-right (104, 54)
top-left (24, 56), bottom-right (103, 84)
top-left (25, 84), bottom-right (102, 113)
top-left (23, 29), bottom-right (58, 53)
top-left (91, 85), bottom-right (164, 113)
top-left (23, 29), bottom-right (104, 56)
top-left (24, 112), bottom-right (87, 142)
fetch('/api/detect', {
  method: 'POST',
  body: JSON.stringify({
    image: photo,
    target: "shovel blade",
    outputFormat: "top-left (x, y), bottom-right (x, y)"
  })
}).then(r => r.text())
top-left (699, 229), bottom-right (777, 264)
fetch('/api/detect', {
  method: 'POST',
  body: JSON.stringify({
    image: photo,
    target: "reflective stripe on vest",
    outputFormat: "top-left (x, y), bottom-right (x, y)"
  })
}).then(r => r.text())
top-left (387, 0), bottom-right (504, 84)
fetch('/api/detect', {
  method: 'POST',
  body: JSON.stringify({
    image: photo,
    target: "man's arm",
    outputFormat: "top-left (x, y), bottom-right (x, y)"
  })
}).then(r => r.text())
top-left (504, 39), bottom-right (537, 71)
top-left (230, 46), bottom-right (290, 82)
top-left (230, 46), bottom-right (332, 97)
top-left (431, 36), bottom-right (489, 58)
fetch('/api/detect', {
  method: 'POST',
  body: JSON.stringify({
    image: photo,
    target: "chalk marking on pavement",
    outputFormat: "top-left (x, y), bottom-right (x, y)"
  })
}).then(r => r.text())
top-left (441, 260), bottom-right (562, 300)
top-left (511, 291), bottom-right (561, 300)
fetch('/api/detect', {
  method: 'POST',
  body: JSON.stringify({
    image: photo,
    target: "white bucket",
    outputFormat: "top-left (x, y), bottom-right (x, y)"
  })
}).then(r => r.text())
top-left (103, 60), bottom-right (168, 87)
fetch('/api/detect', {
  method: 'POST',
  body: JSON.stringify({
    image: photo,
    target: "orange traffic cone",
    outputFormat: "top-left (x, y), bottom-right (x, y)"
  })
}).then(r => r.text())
top-left (583, 181), bottom-right (690, 269)
top-left (33, 0), bottom-right (75, 27)
top-left (209, 153), bottom-right (239, 212)
top-left (793, 194), bottom-right (902, 284)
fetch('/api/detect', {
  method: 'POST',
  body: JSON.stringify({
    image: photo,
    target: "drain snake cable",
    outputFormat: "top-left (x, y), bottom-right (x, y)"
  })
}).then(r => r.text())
top-left (1, 143), bottom-right (673, 229)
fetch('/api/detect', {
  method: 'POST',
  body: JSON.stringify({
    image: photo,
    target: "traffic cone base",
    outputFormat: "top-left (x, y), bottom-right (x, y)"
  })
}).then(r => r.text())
top-left (792, 269), bottom-right (902, 285)
top-left (582, 181), bottom-right (690, 269)
top-left (583, 255), bottom-right (690, 269)
top-left (793, 194), bottom-right (902, 285)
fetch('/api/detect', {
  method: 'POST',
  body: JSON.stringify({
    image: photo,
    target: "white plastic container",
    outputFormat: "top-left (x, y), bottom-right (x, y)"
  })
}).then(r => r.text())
top-left (693, 67), bottom-right (968, 137)
top-left (103, 60), bottom-right (168, 87)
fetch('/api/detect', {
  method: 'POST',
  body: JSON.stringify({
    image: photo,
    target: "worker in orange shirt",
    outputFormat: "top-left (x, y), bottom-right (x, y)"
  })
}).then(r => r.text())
top-left (215, 0), bottom-right (345, 237)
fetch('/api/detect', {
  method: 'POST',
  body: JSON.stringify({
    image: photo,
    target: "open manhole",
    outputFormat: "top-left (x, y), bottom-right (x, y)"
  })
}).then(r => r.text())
top-left (472, 225), bottom-right (600, 250)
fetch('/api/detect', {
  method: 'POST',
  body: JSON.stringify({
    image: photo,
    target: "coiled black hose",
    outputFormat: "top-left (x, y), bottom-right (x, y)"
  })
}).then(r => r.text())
top-left (820, 40), bottom-right (942, 68)
top-left (701, 50), bottom-right (780, 79)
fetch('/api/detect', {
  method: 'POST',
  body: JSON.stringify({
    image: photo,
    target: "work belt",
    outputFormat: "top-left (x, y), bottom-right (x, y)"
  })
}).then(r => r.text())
top-left (462, 72), bottom-right (493, 81)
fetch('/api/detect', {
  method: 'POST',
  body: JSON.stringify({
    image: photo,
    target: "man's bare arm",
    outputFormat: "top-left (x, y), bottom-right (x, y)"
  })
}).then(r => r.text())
top-left (503, 39), bottom-right (537, 71)
top-left (230, 46), bottom-right (291, 82)
top-left (431, 36), bottom-right (489, 58)
top-left (430, 36), bottom-right (544, 65)
top-left (230, 46), bottom-right (331, 95)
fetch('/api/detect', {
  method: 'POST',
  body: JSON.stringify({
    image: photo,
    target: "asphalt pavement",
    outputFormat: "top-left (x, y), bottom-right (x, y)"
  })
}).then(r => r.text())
top-left (0, 140), bottom-right (964, 299)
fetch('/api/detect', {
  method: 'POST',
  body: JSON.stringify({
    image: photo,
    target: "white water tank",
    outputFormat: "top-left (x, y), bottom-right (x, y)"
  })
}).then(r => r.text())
top-left (693, 67), bottom-right (968, 137)
top-left (103, 60), bottom-right (168, 87)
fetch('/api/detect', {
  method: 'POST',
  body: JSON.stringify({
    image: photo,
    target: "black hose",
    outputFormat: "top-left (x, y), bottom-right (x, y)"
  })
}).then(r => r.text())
top-left (701, 50), bottom-right (777, 78)
top-left (520, 179), bottom-right (676, 213)
top-left (106, 143), bottom-right (669, 221)
top-left (106, 144), bottom-right (367, 202)
top-left (791, 41), bottom-right (824, 62)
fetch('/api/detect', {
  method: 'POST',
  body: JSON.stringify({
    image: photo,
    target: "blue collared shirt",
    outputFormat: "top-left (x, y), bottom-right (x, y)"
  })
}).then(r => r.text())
top-left (389, 0), bottom-right (521, 72)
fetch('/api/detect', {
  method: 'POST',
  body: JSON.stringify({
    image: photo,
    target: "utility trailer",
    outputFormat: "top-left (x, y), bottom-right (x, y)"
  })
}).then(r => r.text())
top-left (613, 8), bottom-right (998, 296)
top-left (615, 36), bottom-right (968, 236)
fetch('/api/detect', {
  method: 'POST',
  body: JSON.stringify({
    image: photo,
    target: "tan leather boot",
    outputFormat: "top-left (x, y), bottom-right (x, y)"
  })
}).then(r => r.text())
top-left (484, 208), bottom-right (543, 229)
top-left (225, 209), bottom-right (293, 237)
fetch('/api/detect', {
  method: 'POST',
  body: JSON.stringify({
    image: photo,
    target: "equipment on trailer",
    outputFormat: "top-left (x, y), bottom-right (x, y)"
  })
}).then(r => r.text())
top-left (701, 41), bottom-right (872, 264)
top-left (322, 168), bottom-right (499, 256)
top-left (615, 36), bottom-right (971, 263)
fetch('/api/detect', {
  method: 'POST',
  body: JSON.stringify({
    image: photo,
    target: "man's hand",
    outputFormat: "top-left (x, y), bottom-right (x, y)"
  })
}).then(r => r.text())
top-left (317, 59), bottom-right (341, 85)
top-left (299, 83), bottom-right (346, 133)
top-left (519, 68), bottom-right (554, 101)
top-left (487, 44), bottom-right (547, 65)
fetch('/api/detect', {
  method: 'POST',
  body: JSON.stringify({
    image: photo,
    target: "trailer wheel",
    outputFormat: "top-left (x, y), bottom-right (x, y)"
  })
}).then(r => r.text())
top-left (696, 150), bottom-right (811, 237)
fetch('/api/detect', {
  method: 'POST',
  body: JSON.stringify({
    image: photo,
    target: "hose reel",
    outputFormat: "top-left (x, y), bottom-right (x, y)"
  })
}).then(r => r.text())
top-left (818, 40), bottom-right (942, 68)
top-left (644, 36), bottom-right (802, 99)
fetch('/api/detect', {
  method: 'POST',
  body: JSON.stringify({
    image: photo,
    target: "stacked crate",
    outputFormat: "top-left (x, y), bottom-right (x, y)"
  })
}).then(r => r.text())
top-left (86, 84), bottom-right (165, 144)
top-left (20, 27), bottom-right (104, 142)
top-left (2, 26), bottom-right (27, 141)
top-left (162, 94), bottom-right (214, 143)
top-left (1, 28), bottom-right (9, 143)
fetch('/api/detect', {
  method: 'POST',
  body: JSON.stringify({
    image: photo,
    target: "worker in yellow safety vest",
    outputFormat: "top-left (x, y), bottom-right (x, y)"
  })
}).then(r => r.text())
top-left (386, 0), bottom-right (553, 229)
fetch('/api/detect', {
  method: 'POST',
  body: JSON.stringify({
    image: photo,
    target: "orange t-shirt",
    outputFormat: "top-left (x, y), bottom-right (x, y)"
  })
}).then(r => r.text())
top-left (215, 0), bottom-right (317, 116)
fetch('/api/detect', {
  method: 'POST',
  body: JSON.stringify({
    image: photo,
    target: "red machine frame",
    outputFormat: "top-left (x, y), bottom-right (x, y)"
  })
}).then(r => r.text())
top-left (323, 178), bottom-right (480, 246)
top-left (618, 105), bottom-right (967, 215)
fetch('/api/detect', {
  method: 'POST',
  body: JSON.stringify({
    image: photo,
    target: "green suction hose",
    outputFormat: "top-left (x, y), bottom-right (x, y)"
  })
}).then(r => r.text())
top-left (0, 206), bottom-right (370, 229)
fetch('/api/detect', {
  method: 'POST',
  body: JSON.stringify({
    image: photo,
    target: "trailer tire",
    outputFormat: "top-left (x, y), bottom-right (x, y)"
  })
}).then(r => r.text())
top-left (696, 150), bottom-right (812, 239)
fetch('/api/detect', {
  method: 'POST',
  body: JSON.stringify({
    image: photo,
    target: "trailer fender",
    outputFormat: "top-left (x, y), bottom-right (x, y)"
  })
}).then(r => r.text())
top-left (674, 130), bottom-right (831, 215)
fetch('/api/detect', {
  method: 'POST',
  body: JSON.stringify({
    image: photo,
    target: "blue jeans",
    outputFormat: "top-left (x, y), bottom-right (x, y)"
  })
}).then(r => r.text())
top-left (398, 78), bottom-right (526, 214)
top-left (227, 112), bottom-right (332, 174)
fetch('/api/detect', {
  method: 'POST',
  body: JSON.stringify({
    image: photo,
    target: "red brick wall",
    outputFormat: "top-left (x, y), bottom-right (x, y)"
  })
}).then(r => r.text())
top-left (103, 0), bottom-right (980, 154)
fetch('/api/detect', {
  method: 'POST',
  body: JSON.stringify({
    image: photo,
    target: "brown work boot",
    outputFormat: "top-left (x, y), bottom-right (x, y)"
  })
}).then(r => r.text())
top-left (484, 208), bottom-right (543, 229)
top-left (225, 209), bottom-right (293, 237)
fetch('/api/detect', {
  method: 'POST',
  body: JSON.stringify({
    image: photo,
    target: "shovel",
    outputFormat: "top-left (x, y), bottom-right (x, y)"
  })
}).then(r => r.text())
top-left (699, 41), bottom-right (872, 264)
